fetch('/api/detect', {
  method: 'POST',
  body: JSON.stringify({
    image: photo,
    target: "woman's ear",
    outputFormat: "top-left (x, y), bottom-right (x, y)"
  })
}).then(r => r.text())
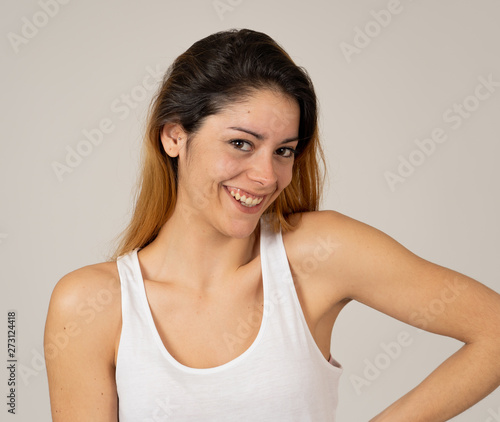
top-left (160, 123), bottom-right (187, 157)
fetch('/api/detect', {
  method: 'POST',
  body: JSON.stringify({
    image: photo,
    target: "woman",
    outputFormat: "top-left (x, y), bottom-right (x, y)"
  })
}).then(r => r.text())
top-left (44, 29), bottom-right (500, 421)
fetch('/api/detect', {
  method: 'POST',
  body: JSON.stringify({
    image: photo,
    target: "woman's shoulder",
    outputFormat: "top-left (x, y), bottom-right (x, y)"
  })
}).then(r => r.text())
top-left (46, 260), bottom-right (122, 339)
top-left (280, 211), bottom-right (362, 308)
top-left (45, 260), bottom-right (122, 415)
top-left (282, 210), bottom-right (389, 273)
top-left (283, 209), bottom-right (365, 246)
top-left (50, 261), bottom-right (120, 307)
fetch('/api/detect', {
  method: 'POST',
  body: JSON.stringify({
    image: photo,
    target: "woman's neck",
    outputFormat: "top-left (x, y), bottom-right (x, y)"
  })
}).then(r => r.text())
top-left (136, 211), bottom-right (260, 292)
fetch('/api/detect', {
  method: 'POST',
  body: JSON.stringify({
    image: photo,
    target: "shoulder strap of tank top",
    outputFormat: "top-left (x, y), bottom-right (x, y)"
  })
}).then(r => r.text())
top-left (260, 216), bottom-right (294, 289)
top-left (115, 248), bottom-right (150, 326)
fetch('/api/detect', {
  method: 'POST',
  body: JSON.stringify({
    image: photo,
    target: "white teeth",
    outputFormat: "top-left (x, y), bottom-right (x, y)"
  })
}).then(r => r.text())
top-left (228, 188), bottom-right (264, 208)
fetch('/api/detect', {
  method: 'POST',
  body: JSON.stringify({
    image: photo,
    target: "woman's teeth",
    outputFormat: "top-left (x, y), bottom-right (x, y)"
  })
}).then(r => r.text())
top-left (229, 189), bottom-right (264, 207)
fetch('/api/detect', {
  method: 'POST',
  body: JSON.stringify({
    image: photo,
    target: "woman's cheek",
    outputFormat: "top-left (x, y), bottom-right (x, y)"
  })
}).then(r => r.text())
top-left (214, 155), bottom-right (242, 178)
top-left (280, 164), bottom-right (294, 189)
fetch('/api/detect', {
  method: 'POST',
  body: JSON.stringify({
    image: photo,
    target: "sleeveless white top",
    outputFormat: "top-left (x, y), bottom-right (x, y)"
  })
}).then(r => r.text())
top-left (115, 218), bottom-right (342, 421)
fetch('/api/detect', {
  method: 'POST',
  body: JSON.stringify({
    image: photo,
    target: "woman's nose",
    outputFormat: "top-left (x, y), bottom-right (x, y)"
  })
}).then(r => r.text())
top-left (246, 154), bottom-right (278, 187)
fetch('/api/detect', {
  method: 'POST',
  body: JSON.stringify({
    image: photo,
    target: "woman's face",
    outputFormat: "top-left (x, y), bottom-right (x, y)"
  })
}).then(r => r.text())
top-left (166, 89), bottom-right (300, 239)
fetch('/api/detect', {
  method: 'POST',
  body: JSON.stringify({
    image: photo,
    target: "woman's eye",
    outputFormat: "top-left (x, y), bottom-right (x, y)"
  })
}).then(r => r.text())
top-left (230, 139), bottom-right (252, 151)
top-left (276, 147), bottom-right (296, 158)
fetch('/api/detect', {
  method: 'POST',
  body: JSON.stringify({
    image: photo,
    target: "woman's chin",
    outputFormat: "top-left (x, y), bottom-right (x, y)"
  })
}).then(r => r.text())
top-left (222, 218), bottom-right (261, 239)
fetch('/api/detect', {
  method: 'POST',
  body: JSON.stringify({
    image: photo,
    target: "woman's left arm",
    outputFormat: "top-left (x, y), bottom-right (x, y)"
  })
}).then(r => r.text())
top-left (308, 211), bottom-right (500, 422)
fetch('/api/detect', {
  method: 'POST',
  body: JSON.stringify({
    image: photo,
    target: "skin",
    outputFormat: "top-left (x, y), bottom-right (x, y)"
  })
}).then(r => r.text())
top-left (44, 89), bottom-right (500, 421)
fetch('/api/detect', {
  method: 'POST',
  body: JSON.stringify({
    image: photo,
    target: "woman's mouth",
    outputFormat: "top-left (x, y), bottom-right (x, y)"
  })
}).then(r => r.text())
top-left (226, 187), bottom-right (264, 208)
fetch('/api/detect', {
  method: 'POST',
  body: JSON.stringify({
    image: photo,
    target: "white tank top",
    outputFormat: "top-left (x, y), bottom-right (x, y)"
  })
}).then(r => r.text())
top-left (115, 218), bottom-right (342, 421)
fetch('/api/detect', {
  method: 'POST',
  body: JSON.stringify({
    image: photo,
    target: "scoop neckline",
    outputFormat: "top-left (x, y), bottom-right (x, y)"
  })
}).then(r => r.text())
top-left (130, 236), bottom-right (269, 374)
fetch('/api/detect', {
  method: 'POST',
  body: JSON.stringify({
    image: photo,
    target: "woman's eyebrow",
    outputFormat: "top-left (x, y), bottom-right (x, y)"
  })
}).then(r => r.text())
top-left (228, 126), bottom-right (299, 144)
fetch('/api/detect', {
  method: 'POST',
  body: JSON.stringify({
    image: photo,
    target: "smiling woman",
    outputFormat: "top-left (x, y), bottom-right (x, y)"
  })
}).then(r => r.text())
top-left (158, 89), bottom-right (302, 238)
top-left (44, 29), bottom-right (500, 422)
top-left (111, 29), bottom-right (324, 250)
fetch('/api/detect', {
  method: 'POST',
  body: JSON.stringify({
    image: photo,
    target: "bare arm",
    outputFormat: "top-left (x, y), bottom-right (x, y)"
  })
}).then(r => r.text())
top-left (298, 211), bottom-right (500, 421)
top-left (44, 263), bottom-right (121, 421)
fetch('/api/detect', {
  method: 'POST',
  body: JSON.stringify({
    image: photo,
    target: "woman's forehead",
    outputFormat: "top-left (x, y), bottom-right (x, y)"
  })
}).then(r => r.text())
top-left (212, 90), bottom-right (300, 134)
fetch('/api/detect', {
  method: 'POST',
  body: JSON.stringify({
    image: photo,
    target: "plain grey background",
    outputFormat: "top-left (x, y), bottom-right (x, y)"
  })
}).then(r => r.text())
top-left (1, 0), bottom-right (499, 420)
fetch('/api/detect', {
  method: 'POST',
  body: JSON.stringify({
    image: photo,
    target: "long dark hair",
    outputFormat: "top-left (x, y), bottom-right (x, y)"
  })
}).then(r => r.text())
top-left (112, 28), bottom-right (325, 259)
